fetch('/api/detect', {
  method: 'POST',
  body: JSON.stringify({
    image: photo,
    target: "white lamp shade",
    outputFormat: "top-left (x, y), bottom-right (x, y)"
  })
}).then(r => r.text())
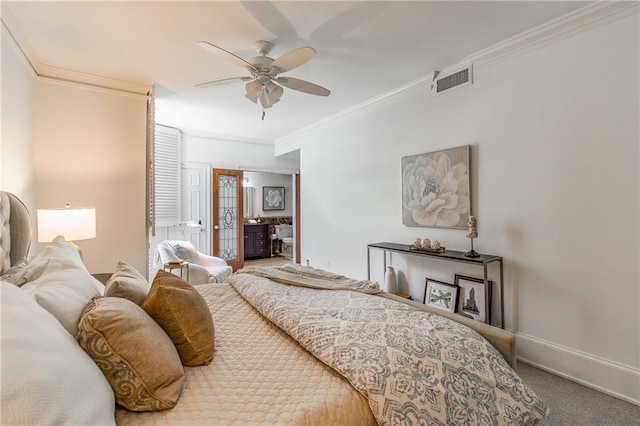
top-left (37, 208), bottom-right (96, 242)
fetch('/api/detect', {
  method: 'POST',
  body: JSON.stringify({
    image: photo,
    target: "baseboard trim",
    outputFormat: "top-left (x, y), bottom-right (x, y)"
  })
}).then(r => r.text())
top-left (516, 332), bottom-right (639, 406)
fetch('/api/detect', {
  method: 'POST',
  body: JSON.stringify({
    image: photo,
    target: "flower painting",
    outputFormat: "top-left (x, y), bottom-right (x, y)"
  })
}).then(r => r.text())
top-left (402, 146), bottom-right (471, 228)
top-left (263, 186), bottom-right (285, 211)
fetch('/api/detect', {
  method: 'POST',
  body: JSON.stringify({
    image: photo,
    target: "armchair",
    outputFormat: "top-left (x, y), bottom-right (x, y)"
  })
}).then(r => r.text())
top-left (156, 240), bottom-right (232, 285)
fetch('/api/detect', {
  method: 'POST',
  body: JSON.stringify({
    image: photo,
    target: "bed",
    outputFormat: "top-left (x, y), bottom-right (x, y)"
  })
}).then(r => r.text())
top-left (0, 190), bottom-right (547, 425)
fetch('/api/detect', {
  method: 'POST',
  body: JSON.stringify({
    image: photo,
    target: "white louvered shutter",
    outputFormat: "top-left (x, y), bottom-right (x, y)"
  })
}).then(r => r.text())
top-left (154, 125), bottom-right (181, 227)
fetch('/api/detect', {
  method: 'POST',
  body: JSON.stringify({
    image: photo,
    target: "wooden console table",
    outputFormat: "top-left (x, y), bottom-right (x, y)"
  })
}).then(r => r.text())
top-left (367, 242), bottom-right (504, 328)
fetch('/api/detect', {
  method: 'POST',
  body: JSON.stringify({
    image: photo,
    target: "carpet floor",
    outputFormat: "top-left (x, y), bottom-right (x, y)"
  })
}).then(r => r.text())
top-left (517, 362), bottom-right (639, 425)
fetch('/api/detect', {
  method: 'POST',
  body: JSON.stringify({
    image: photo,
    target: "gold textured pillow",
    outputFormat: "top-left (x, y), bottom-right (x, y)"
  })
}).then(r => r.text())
top-left (104, 261), bottom-right (150, 305)
top-left (77, 297), bottom-right (185, 411)
top-left (142, 270), bottom-right (215, 366)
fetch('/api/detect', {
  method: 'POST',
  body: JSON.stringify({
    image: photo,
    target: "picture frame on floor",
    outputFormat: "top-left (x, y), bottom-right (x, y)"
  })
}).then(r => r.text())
top-left (454, 274), bottom-right (492, 322)
top-left (423, 278), bottom-right (458, 313)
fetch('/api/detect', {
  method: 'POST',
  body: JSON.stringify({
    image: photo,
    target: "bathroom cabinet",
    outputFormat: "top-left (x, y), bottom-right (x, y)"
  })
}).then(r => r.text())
top-left (244, 224), bottom-right (270, 259)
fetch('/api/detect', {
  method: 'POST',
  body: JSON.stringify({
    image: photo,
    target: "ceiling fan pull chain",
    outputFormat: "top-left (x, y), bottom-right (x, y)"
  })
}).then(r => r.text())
top-left (262, 107), bottom-right (265, 121)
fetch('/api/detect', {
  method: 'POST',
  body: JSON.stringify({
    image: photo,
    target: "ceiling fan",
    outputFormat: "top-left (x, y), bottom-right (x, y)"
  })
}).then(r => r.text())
top-left (197, 40), bottom-right (330, 117)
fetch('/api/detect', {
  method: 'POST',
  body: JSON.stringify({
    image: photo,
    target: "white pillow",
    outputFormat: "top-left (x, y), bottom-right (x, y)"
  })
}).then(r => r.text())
top-left (0, 282), bottom-right (115, 425)
top-left (21, 236), bottom-right (99, 336)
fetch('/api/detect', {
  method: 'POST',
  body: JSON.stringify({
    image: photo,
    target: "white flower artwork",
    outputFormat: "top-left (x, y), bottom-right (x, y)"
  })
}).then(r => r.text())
top-left (401, 146), bottom-right (471, 228)
top-left (263, 186), bottom-right (285, 211)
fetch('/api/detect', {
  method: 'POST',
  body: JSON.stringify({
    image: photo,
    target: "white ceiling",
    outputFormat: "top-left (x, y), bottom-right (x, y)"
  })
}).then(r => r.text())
top-left (3, 1), bottom-right (590, 144)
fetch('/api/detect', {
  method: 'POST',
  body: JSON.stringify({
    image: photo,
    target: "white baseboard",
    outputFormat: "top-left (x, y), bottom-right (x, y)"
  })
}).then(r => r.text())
top-left (516, 332), bottom-right (640, 406)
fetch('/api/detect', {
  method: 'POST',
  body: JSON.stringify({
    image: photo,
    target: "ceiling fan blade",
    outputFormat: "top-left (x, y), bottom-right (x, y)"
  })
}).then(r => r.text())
top-left (198, 41), bottom-right (257, 72)
top-left (196, 76), bottom-right (252, 88)
top-left (271, 46), bottom-right (316, 73)
top-left (275, 77), bottom-right (330, 96)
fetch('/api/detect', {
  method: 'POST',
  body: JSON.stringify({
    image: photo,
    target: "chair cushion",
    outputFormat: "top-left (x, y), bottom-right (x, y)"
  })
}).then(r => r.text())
top-left (173, 241), bottom-right (200, 264)
top-left (142, 270), bottom-right (215, 366)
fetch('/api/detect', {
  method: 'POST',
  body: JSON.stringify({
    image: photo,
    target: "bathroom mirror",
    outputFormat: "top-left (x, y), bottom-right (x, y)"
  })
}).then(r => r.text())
top-left (243, 187), bottom-right (254, 218)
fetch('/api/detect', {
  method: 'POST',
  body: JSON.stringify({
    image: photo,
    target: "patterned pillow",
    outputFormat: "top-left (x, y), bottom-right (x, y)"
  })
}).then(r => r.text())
top-left (77, 297), bottom-right (185, 411)
top-left (104, 261), bottom-right (150, 305)
top-left (142, 270), bottom-right (215, 366)
top-left (173, 242), bottom-right (199, 264)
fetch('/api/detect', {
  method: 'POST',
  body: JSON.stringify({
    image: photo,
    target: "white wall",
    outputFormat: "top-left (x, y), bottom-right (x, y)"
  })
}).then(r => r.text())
top-left (284, 14), bottom-right (639, 403)
top-left (179, 132), bottom-right (299, 173)
top-left (1, 26), bottom-right (37, 219)
top-left (32, 82), bottom-right (147, 274)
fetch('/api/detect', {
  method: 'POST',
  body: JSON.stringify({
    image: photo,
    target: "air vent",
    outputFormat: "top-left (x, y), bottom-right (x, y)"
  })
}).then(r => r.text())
top-left (431, 62), bottom-right (473, 95)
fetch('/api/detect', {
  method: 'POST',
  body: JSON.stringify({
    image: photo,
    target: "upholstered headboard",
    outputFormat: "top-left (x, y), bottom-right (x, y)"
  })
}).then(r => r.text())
top-left (0, 191), bottom-right (33, 274)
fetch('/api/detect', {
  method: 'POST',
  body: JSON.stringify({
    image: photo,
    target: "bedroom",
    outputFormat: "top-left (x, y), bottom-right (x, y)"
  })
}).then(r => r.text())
top-left (1, 0), bottom-right (638, 423)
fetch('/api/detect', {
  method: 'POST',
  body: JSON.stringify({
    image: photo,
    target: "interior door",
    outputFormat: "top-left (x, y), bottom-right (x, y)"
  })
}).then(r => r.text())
top-left (212, 168), bottom-right (244, 271)
top-left (182, 163), bottom-right (209, 253)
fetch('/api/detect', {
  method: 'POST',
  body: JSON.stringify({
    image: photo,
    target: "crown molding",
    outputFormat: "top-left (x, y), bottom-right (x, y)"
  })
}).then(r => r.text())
top-left (276, 1), bottom-right (638, 149)
top-left (35, 63), bottom-right (150, 96)
top-left (467, 1), bottom-right (639, 67)
top-left (275, 72), bottom-right (436, 147)
top-left (1, 6), bottom-right (150, 96)
top-left (179, 127), bottom-right (274, 146)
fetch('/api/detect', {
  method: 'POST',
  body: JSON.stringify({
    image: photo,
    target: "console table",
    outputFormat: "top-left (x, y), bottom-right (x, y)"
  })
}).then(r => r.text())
top-left (367, 242), bottom-right (504, 328)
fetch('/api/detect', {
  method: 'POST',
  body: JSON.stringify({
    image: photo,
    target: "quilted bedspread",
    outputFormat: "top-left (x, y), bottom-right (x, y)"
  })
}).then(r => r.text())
top-left (230, 265), bottom-right (548, 426)
top-left (115, 282), bottom-right (375, 425)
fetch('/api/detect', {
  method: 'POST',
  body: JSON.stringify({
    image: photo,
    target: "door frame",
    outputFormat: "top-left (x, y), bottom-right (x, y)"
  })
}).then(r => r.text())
top-left (212, 168), bottom-right (244, 271)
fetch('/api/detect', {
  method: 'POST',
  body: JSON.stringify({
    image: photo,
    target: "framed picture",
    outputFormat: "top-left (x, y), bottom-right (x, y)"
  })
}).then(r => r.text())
top-left (454, 274), bottom-right (492, 323)
top-left (263, 186), bottom-right (285, 211)
top-left (401, 145), bottom-right (471, 229)
top-left (423, 278), bottom-right (458, 313)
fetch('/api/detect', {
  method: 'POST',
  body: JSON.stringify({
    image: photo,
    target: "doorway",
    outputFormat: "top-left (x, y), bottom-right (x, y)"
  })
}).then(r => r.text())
top-left (242, 170), bottom-right (298, 265)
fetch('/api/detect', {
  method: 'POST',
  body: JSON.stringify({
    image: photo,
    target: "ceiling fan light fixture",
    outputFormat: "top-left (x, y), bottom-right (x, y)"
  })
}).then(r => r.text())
top-left (198, 40), bottom-right (331, 111)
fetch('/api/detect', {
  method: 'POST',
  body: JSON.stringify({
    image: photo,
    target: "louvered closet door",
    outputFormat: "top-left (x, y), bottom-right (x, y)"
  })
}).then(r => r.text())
top-left (212, 169), bottom-right (244, 271)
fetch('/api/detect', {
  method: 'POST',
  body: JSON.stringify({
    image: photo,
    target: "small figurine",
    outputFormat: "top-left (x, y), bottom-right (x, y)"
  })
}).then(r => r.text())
top-left (465, 215), bottom-right (480, 257)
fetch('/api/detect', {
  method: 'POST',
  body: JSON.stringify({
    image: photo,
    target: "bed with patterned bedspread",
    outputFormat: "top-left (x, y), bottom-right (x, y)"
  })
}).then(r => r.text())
top-left (1, 189), bottom-right (546, 425)
top-left (227, 265), bottom-right (548, 426)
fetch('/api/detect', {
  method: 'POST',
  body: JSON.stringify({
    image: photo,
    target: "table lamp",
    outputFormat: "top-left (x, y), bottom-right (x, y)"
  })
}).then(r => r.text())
top-left (37, 204), bottom-right (96, 258)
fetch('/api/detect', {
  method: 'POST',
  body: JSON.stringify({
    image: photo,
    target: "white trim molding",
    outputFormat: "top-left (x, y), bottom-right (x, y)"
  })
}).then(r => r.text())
top-left (274, 72), bottom-right (437, 150)
top-left (516, 332), bottom-right (640, 406)
top-left (467, 1), bottom-right (639, 67)
top-left (1, 7), bottom-right (150, 96)
top-left (275, 1), bottom-right (638, 150)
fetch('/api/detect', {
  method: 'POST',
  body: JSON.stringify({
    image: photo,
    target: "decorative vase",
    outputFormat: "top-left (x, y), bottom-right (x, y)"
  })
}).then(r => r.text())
top-left (385, 266), bottom-right (397, 293)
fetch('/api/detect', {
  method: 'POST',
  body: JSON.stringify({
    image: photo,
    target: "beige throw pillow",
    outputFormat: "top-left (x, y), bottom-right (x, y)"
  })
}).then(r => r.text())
top-left (77, 297), bottom-right (185, 411)
top-left (104, 261), bottom-right (150, 305)
top-left (142, 270), bottom-right (215, 366)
